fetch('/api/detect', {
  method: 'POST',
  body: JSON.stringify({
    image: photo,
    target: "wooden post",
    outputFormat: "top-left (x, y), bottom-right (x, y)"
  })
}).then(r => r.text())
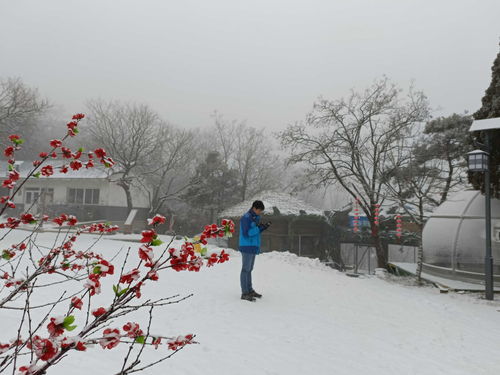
top-left (287, 219), bottom-right (293, 253)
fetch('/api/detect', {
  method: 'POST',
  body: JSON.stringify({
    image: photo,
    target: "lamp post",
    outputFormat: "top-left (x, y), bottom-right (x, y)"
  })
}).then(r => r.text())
top-left (469, 117), bottom-right (500, 300)
top-left (467, 146), bottom-right (493, 300)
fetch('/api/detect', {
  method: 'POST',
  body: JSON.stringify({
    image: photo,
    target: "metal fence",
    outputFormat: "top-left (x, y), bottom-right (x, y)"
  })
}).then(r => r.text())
top-left (341, 243), bottom-right (418, 274)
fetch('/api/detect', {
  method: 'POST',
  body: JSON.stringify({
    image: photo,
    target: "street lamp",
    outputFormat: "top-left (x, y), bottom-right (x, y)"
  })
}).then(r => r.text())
top-left (469, 117), bottom-right (500, 300)
top-left (467, 150), bottom-right (489, 172)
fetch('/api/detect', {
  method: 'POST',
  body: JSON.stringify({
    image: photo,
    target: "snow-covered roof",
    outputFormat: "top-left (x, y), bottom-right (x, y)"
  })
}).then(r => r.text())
top-left (219, 191), bottom-right (325, 218)
top-left (0, 160), bottom-right (111, 179)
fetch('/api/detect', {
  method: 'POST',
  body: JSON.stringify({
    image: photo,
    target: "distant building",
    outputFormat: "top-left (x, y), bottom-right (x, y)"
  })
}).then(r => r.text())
top-left (1, 161), bottom-right (150, 228)
top-left (219, 191), bottom-right (333, 259)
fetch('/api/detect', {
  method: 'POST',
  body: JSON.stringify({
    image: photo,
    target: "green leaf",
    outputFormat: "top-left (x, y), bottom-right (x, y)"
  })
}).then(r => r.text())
top-left (33, 172), bottom-right (41, 178)
top-left (78, 147), bottom-right (84, 152)
top-left (135, 336), bottom-right (145, 344)
top-left (93, 266), bottom-right (101, 274)
top-left (113, 284), bottom-right (128, 297)
top-left (63, 315), bottom-right (77, 331)
top-left (1, 251), bottom-right (11, 260)
top-left (200, 247), bottom-right (207, 256)
top-left (8, 164), bottom-right (13, 171)
top-left (151, 238), bottom-right (163, 247)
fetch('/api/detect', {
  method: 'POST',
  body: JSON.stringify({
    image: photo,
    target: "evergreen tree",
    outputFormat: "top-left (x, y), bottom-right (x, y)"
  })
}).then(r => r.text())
top-left (182, 151), bottom-right (241, 223)
top-left (416, 113), bottom-right (473, 204)
top-left (472, 45), bottom-right (500, 197)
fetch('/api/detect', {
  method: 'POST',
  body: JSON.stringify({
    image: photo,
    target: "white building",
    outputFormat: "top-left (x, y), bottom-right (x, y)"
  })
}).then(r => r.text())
top-left (1, 161), bottom-right (150, 225)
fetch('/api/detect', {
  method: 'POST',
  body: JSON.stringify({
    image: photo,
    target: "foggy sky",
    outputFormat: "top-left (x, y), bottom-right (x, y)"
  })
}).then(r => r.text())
top-left (1, 0), bottom-right (499, 131)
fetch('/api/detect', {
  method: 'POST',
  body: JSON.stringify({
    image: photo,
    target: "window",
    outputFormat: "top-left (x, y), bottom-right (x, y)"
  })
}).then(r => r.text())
top-left (67, 188), bottom-right (100, 205)
top-left (25, 188), bottom-right (54, 204)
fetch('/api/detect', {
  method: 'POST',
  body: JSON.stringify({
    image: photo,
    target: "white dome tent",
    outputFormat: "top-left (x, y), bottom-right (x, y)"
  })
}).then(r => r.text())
top-left (422, 190), bottom-right (500, 284)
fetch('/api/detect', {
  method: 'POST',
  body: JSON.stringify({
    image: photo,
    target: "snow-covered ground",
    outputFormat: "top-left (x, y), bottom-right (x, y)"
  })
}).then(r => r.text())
top-left (2, 230), bottom-right (500, 375)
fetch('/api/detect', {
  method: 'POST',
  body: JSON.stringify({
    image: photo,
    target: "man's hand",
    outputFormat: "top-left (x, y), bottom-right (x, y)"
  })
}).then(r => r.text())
top-left (260, 221), bottom-right (272, 231)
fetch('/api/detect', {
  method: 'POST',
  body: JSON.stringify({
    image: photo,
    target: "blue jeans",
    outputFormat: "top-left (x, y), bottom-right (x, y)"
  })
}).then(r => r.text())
top-left (240, 252), bottom-right (256, 294)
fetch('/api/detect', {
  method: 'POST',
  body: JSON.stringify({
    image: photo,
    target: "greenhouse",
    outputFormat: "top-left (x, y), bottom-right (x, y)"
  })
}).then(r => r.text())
top-left (422, 190), bottom-right (500, 284)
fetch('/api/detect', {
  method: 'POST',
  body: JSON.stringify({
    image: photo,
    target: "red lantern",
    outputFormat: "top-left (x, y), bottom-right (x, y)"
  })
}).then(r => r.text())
top-left (353, 197), bottom-right (360, 233)
top-left (395, 213), bottom-right (402, 238)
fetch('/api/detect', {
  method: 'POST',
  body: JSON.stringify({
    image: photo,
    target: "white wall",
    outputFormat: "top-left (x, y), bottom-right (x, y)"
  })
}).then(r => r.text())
top-left (14, 178), bottom-right (150, 209)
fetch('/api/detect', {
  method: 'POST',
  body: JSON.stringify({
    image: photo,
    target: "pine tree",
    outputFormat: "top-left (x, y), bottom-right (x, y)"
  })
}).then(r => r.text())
top-left (182, 151), bottom-right (241, 223)
top-left (472, 45), bottom-right (500, 197)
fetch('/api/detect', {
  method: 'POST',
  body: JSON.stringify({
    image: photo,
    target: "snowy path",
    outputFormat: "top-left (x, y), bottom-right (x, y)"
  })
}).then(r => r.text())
top-left (1, 231), bottom-right (499, 375)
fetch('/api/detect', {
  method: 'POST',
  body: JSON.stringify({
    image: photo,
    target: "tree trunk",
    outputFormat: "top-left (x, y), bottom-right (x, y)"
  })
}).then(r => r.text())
top-left (416, 240), bottom-right (424, 284)
top-left (370, 220), bottom-right (387, 268)
top-left (373, 233), bottom-right (387, 268)
top-left (120, 183), bottom-right (133, 212)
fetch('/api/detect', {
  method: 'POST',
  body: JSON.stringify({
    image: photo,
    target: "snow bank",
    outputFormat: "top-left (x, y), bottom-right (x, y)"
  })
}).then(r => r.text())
top-left (1, 230), bottom-right (500, 375)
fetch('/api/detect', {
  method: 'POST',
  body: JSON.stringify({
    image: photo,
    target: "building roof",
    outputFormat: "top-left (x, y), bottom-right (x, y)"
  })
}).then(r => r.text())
top-left (219, 191), bottom-right (325, 218)
top-left (0, 160), bottom-right (111, 179)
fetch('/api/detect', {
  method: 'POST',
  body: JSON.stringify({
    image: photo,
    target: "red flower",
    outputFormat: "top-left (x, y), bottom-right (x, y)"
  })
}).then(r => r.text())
top-left (96, 259), bottom-right (114, 276)
top-left (147, 269), bottom-right (159, 281)
top-left (120, 268), bottom-right (140, 284)
top-left (100, 328), bottom-right (121, 349)
top-left (218, 249), bottom-right (230, 263)
top-left (70, 160), bottom-right (83, 170)
top-left (92, 307), bottom-right (107, 317)
top-left (138, 245), bottom-right (154, 265)
top-left (8, 134), bottom-right (20, 142)
top-left (94, 148), bottom-right (106, 158)
top-left (75, 341), bottom-right (87, 351)
top-left (41, 165), bottom-right (54, 177)
top-left (39, 152), bottom-right (48, 158)
top-left (4, 146), bottom-right (14, 157)
top-left (167, 334), bottom-right (195, 351)
top-left (85, 160), bottom-right (94, 168)
top-left (47, 317), bottom-right (65, 337)
top-left (71, 296), bottom-right (83, 310)
top-left (141, 230), bottom-right (157, 243)
top-left (20, 213), bottom-right (36, 224)
top-left (152, 337), bottom-right (161, 349)
top-left (61, 147), bottom-right (72, 159)
top-left (84, 273), bottom-right (101, 296)
top-left (9, 170), bottom-right (20, 181)
top-left (147, 214), bottom-right (166, 226)
top-left (28, 336), bottom-right (58, 361)
top-left (123, 322), bottom-right (144, 339)
top-left (67, 121), bottom-right (78, 130)
top-left (72, 113), bottom-right (85, 120)
top-left (207, 253), bottom-right (218, 267)
top-left (50, 139), bottom-right (62, 148)
top-left (60, 165), bottom-right (69, 174)
top-left (0, 342), bottom-right (10, 355)
top-left (101, 157), bottom-right (115, 168)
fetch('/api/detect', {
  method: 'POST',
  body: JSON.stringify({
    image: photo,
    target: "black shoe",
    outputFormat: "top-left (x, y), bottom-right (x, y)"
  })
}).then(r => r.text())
top-left (241, 293), bottom-right (256, 302)
top-left (249, 290), bottom-right (262, 299)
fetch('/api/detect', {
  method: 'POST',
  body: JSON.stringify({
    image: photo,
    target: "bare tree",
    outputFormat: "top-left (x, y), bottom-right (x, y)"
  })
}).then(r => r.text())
top-left (211, 112), bottom-right (283, 201)
top-left (280, 78), bottom-right (430, 268)
top-left (0, 77), bottom-right (50, 142)
top-left (84, 100), bottom-right (162, 211)
top-left (138, 126), bottom-right (195, 216)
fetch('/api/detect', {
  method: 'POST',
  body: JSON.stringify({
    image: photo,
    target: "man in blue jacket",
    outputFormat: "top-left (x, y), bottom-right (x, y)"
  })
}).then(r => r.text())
top-left (239, 200), bottom-right (271, 302)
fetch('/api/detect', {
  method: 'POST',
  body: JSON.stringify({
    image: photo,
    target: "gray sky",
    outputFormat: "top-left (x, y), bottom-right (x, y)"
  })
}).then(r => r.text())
top-left (1, 0), bottom-right (499, 131)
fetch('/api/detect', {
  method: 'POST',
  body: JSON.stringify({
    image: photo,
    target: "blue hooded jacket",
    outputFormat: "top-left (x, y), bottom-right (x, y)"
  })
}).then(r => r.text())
top-left (239, 209), bottom-right (264, 254)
